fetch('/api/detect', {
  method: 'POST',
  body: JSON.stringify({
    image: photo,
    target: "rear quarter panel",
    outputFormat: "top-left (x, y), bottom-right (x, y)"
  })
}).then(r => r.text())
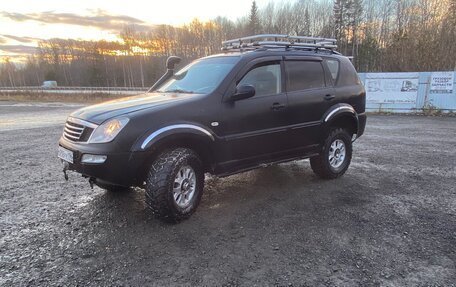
top-left (334, 56), bottom-right (366, 114)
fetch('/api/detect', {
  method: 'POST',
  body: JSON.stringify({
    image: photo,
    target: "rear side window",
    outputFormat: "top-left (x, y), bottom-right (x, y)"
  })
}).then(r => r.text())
top-left (285, 61), bottom-right (325, 92)
top-left (325, 59), bottom-right (339, 82)
top-left (337, 58), bottom-right (361, 86)
top-left (238, 63), bottom-right (281, 97)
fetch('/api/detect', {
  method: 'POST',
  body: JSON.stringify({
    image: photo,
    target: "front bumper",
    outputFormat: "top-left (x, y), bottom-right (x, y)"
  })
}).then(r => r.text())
top-left (59, 137), bottom-right (147, 187)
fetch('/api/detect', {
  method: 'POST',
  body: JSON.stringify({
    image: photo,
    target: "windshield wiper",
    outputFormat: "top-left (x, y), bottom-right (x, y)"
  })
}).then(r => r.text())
top-left (162, 89), bottom-right (194, 94)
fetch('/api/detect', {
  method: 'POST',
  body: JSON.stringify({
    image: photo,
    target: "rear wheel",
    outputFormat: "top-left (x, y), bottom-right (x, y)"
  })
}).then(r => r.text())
top-left (145, 148), bottom-right (204, 222)
top-left (310, 128), bottom-right (352, 179)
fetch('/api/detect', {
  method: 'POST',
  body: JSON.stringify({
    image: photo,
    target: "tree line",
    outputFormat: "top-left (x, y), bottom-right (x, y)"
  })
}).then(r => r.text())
top-left (1, 0), bottom-right (455, 87)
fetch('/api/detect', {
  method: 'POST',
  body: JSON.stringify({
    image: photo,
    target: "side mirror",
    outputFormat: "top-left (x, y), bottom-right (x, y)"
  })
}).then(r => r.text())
top-left (230, 85), bottom-right (255, 101)
top-left (166, 56), bottom-right (182, 70)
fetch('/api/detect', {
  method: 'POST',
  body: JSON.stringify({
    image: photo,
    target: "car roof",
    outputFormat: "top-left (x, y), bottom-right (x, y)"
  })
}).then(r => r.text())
top-left (204, 49), bottom-right (347, 62)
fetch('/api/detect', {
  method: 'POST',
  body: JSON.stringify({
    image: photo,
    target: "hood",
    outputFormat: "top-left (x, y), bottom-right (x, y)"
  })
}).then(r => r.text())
top-left (70, 92), bottom-right (196, 124)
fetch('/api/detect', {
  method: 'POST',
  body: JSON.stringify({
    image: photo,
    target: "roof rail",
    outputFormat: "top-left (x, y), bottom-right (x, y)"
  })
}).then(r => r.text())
top-left (221, 34), bottom-right (337, 52)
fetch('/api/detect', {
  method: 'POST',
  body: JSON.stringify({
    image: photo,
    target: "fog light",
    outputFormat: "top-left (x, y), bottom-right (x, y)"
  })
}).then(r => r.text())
top-left (81, 154), bottom-right (107, 164)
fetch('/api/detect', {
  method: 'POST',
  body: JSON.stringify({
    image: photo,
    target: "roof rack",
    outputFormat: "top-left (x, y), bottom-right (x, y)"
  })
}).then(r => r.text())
top-left (221, 34), bottom-right (337, 52)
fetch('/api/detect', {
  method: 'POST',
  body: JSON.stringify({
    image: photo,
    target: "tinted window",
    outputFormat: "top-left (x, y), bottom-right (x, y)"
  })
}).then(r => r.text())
top-left (337, 58), bottom-right (361, 86)
top-left (325, 59), bottom-right (339, 81)
top-left (285, 61), bottom-right (325, 92)
top-left (238, 63), bottom-right (281, 97)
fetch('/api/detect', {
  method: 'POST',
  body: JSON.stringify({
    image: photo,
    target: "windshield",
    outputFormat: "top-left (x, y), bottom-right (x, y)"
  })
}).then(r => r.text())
top-left (157, 56), bottom-right (239, 94)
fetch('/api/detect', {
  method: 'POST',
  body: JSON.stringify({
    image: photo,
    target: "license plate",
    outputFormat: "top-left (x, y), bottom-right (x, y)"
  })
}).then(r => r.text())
top-left (58, 146), bottom-right (74, 164)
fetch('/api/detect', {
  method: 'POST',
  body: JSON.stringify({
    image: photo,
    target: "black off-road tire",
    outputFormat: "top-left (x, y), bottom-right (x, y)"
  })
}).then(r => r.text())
top-left (310, 128), bottom-right (352, 179)
top-left (145, 148), bottom-right (204, 222)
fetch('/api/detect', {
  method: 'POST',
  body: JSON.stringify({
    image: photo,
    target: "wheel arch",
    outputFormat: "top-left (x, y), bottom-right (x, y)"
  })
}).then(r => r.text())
top-left (322, 104), bottom-right (359, 137)
top-left (133, 125), bottom-right (217, 184)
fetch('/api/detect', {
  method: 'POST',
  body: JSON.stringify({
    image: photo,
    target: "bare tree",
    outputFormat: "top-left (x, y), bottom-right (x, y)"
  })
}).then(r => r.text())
top-left (1, 0), bottom-right (454, 87)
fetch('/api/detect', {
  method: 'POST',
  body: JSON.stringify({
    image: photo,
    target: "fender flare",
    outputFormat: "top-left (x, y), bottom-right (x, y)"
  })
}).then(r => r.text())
top-left (322, 104), bottom-right (359, 134)
top-left (136, 124), bottom-right (216, 151)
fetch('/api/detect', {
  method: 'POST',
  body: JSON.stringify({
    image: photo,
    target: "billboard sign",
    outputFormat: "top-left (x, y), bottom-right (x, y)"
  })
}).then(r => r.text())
top-left (364, 73), bottom-right (419, 104)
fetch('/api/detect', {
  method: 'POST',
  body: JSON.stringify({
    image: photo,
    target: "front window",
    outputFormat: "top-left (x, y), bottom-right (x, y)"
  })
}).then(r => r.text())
top-left (157, 56), bottom-right (239, 94)
top-left (238, 62), bottom-right (282, 97)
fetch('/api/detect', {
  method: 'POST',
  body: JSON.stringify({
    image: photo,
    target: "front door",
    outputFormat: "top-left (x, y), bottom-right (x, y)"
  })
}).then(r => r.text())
top-left (218, 58), bottom-right (290, 170)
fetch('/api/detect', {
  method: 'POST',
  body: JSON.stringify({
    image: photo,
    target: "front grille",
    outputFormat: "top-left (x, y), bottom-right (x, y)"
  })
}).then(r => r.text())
top-left (63, 118), bottom-right (97, 142)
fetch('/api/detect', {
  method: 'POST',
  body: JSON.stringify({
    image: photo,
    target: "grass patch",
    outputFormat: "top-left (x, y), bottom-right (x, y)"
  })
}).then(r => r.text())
top-left (0, 91), bottom-right (136, 104)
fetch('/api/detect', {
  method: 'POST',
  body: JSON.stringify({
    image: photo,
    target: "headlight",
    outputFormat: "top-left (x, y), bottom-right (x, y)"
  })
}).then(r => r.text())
top-left (88, 117), bottom-right (129, 143)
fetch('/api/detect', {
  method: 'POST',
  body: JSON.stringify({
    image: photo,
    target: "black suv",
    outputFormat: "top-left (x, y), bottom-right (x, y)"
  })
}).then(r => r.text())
top-left (58, 35), bottom-right (366, 222)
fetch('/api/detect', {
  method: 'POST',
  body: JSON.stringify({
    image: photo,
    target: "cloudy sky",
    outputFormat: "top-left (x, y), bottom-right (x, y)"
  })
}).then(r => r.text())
top-left (0, 0), bottom-right (273, 60)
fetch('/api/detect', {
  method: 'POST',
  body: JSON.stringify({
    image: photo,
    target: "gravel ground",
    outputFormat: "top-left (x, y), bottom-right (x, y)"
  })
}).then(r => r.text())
top-left (0, 102), bottom-right (455, 286)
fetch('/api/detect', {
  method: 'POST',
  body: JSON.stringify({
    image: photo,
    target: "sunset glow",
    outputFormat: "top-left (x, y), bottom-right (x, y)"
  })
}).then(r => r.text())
top-left (0, 0), bottom-right (272, 61)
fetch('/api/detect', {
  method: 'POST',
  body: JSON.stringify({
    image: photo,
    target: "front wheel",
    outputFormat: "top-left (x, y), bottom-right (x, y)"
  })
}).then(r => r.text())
top-left (145, 148), bottom-right (204, 222)
top-left (310, 128), bottom-right (352, 179)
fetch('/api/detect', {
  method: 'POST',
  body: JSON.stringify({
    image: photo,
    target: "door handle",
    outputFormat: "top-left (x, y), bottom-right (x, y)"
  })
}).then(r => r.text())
top-left (325, 94), bottom-right (336, 101)
top-left (271, 102), bottom-right (286, 111)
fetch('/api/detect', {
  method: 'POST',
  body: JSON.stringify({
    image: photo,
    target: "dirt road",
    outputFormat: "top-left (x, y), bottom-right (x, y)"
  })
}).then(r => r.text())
top-left (1, 102), bottom-right (455, 286)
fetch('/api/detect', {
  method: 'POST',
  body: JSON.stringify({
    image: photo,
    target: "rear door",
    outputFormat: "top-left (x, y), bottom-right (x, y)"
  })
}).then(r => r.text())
top-left (284, 57), bottom-right (336, 149)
